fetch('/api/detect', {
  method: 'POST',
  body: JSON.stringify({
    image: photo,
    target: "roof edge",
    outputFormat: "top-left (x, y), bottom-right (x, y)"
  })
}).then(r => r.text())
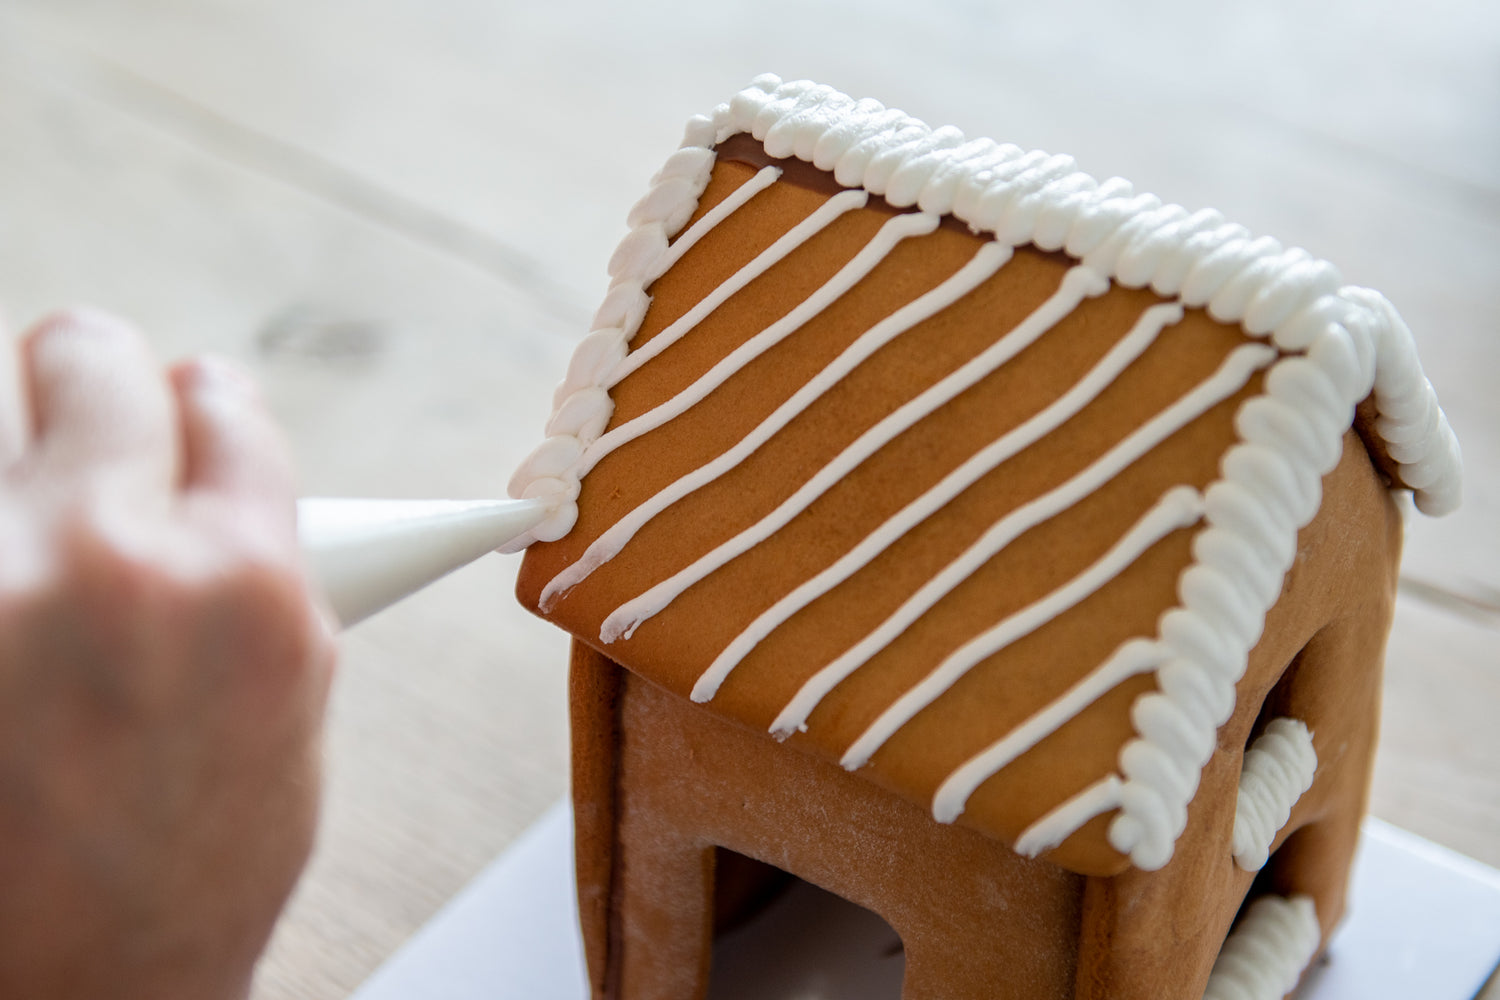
top-left (504, 75), bottom-right (1464, 871)
top-left (704, 75), bottom-right (1460, 518)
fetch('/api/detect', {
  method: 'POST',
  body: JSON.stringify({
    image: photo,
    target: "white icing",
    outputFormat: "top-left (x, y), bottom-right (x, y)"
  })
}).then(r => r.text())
top-left (601, 239), bottom-right (1016, 643)
top-left (840, 486), bottom-right (1206, 769)
top-left (703, 76), bottom-right (1459, 515)
top-left (644, 164), bottom-right (781, 284)
top-left (1201, 895), bottom-right (1321, 1000)
top-left (502, 136), bottom-right (755, 553)
top-left (1233, 718), bottom-right (1318, 872)
top-left (540, 209), bottom-right (944, 612)
top-left (506, 75), bottom-right (1463, 870)
top-left (771, 343), bottom-right (1276, 739)
top-left (691, 264), bottom-right (1121, 701)
top-left (1103, 345), bottom-right (1363, 871)
top-left (1014, 775), bottom-right (1124, 859)
top-left (596, 187), bottom-right (869, 401)
top-left (932, 638), bottom-right (1167, 823)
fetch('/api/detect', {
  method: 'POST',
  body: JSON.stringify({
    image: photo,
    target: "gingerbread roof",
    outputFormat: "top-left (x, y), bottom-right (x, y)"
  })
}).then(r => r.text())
top-left (508, 76), bottom-right (1461, 873)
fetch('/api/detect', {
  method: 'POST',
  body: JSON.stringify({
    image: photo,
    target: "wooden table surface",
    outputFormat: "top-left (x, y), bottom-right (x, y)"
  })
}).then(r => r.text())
top-left (1, 3), bottom-right (1495, 996)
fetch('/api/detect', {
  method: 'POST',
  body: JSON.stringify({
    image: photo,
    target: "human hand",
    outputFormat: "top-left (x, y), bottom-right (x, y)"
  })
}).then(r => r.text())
top-left (0, 308), bottom-right (336, 1000)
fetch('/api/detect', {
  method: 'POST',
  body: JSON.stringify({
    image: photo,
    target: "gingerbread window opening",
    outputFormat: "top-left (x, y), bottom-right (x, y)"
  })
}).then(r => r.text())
top-left (1246, 646), bottom-right (1310, 754)
top-left (1203, 830), bottom-right (1325, 994)
top-left (1214, 854), bottom-right (1319, 954)
top-left (1246, 822), bottom-right (1319, 911)
top-left (708, 847), bottom-right (905, 998)
top-left (1228, 637), bottom-right (1322, 869)
top-left (711, 848), bottom-right (795, 936)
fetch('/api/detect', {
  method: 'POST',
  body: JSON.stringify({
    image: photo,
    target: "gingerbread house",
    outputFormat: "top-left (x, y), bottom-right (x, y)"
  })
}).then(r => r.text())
top-left (506, 76), bottom-right (1462, 1000)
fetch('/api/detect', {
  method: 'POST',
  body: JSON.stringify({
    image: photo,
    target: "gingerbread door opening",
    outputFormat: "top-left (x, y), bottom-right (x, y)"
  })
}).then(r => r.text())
top-left (708, 849), bottom-right (904, 1000)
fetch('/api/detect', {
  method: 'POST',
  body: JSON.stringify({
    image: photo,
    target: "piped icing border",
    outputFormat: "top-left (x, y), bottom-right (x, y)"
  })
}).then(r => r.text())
top-left (1232, 717), bottom-right (1318, 872)
top-left (507, 75), bottom-right (1462, 870)
top-left (1201, 894), bottom-right (1322, 1000)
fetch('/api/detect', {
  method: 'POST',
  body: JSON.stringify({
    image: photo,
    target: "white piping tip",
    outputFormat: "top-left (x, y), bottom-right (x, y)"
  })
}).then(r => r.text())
top-left (297, 497), bottom-right (551, 628)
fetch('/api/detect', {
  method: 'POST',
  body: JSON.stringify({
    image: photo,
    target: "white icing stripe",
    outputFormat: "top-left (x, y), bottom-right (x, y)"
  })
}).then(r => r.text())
top-left (512, 75), bottom-right (1459, 561)
top-left (503, 146), bottom-right (775, 552)
top-left (541, 210), bottom-right (943, 611)
top-left (509, 77), bottom-right (1462, 871)
top-left (714, 75), bottom-right (1460, 515)
top-left (646, 165), bottom-right (781, 282)
top-left (691, 276), bottom-right (1173, 703)
top-left (1014, 775), bottom-right (1123, 858)
top-left (771, 342), bottom-right (1277, 737)
top-left (579, 204), bottom-right (926, 478)
top-left (598, 187), bottom-right (870, 395)
top-left (1108, 348), bottom-right (1372, 871)
top-left (1232, 717), bottom-right (1317, 872)
top-left (601, 240), bottom-right (1017, 642)
top-left (1201, 895), bottom-right (1321, 1000)
top-left (931, 638), bottom-right (1167, 823)
top-left (839, 485), bottom-right (1206, 770)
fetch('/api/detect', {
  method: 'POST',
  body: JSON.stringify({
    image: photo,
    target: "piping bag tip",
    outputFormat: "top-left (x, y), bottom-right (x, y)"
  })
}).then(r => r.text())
top-left (297, 497), bottom-right (551, 629)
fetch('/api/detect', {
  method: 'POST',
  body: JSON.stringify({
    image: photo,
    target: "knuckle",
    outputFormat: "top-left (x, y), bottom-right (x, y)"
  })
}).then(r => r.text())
top-left (0, 495), bottom-right (333, 702)
top-left (50, 502), bottom-right (143, 578)
top-left (184, 353), bottom-right (259, 393)
top-left (0, 504), bottom-right (51, 598)
top-left (27, 306), bottom-right (142, 350)
top-left (53, 512), bottom-right (187, 622)
top-left (213, 551), bottom-right (335, 676)
top-left (0, 512), bottom-right (183, 701)
top-left (0, 499), bottom-right (335, 720)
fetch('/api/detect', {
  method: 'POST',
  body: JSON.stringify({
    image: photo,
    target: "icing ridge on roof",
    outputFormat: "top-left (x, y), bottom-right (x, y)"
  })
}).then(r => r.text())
top-left (508, 73), bottom-right (1459, 549)
top-left (507, 75), bottom-right (1462, 871)
top-left (719, 76), bottom-right (1461, 513)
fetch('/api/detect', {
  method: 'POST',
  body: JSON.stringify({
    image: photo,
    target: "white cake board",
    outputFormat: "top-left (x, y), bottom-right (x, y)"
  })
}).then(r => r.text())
top-left (349, 802), bottom-right (1500, 1000)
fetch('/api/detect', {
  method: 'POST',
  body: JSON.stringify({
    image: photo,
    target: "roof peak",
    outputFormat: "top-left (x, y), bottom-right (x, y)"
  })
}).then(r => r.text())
top-left (681, 75), bottom-right (1459, 518)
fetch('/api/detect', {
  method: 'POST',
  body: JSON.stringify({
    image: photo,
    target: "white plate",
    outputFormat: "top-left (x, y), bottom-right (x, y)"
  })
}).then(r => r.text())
top-left (350, 803), bottom-right (1500, 1000)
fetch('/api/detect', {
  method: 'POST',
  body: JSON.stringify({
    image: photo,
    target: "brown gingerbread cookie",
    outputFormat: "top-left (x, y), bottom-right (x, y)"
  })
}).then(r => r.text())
top-left (509, 76), bottom-right (1460, 1000)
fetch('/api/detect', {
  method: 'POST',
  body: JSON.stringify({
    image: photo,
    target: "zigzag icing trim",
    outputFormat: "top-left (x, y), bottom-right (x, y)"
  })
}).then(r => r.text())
top-left (507, 75), bottom-right (1462, 870)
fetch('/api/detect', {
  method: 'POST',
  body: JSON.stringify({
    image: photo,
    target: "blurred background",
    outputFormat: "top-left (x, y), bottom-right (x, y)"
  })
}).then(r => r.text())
top-left (0, 2), bottom-right (1495, 996)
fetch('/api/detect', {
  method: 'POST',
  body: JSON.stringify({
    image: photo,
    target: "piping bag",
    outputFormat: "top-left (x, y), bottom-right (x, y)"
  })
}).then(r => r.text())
top-left (296, 497), bottom-right (550, 628)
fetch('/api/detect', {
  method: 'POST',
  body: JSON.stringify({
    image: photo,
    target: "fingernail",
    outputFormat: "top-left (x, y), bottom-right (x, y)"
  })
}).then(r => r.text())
top-left (40, 306), bottom-right (136, 338)
top-left (190, 356), bottom-right (261, 400)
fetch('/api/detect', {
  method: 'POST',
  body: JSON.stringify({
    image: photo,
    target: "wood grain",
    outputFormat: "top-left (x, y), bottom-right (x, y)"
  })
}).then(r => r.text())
top-left (0, 1), bottom-right (1494, 995)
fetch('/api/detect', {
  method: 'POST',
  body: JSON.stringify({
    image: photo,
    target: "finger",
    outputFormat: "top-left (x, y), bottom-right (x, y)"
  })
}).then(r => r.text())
top-left (171, 356), bottom-right (298, 544)
top-left (23, 308), bottom-right (176, 492)
top-left (0, 308), bottom-right (32, 466)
